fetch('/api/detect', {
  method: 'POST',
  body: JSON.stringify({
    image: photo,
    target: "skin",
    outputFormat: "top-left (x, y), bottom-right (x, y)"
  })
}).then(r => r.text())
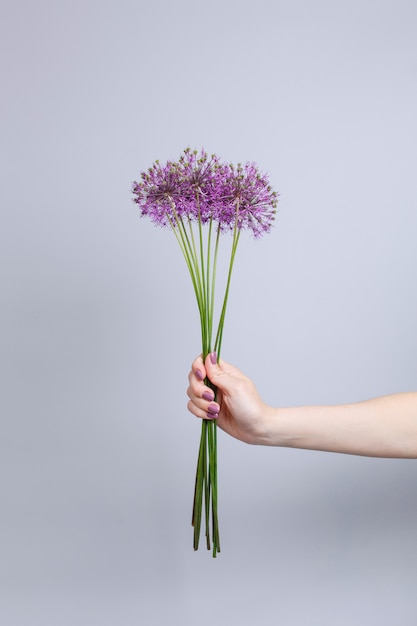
top-left (187, 353), bottom-right (417, 458)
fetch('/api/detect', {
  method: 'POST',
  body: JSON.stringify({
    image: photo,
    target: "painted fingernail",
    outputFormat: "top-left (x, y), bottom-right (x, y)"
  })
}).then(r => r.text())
top-left (206, 411), bottom-right (219, 420)
top-left (202, 391), bottom-right (214, 402)
top-left (210, 351), bottom-right (217, 365)
top-left (207, 402), bottom-right (219, 414)
top-left (195, 369), bottom-right (203, 381)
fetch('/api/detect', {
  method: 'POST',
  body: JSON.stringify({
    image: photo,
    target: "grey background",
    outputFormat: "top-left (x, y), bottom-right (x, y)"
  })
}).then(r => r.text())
top-left (1, 0), bottom-right (417, 624)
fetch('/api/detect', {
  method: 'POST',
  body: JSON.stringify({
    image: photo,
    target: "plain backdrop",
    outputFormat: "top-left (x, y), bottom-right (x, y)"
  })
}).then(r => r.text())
top-left (1, 0), bottom-right (417, 624)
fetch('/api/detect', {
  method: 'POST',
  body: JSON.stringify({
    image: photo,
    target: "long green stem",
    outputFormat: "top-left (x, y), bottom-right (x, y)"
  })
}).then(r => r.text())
top-left (214, 227), bottom-right (241, 356)
top-left (209, 225), bottom-right (221, 352)
top-left (192, 420), bottom-right (206, 549)
top-left (205, 218), bottom-right (213, 352)
top-left (179, 218), bottom-right (204, 310)
top-left (196, 192), bottom-right (209, 354)
top-left (168, 208), bottom-right (207, 339)
top-left (167, 210), bottom-right (199, 297)
top-left (207, 419), bottom-right (220, 556)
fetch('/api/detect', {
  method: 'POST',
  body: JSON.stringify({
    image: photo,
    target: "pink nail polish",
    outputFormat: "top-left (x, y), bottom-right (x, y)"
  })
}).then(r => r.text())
top-left (195, 369), bottom-right (203, 381)
top-left (210, 351), bottom-right (217, 365)
top-left (202, 391), bottom-right (214, 402)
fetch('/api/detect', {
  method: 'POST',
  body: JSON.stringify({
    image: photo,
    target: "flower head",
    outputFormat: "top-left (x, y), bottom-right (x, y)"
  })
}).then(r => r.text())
top-left (213, 162), bottom-right (278, 237)
top-left (176, 148), bottom-right (224, 223)
top-left (132, 160), bottom-right (184, 227)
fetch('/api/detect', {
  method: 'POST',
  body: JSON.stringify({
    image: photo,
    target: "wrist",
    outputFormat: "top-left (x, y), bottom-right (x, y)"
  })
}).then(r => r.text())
top-left (251, 405), bottom-right (281, 446)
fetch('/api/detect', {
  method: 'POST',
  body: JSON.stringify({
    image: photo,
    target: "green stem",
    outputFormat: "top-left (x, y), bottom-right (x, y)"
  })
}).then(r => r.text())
top-left (167, 209), bottom-right (207, 339)
top-left (196, 192), bottom-right (209, 354)
top-left (167, 211), bottom-right (199, 300)
top-left (207, 419), bottom-right (220, 556)
top-left (179, 218), bottom-right (204, 310)
top-left (192, 420), bottom-right (206, 550)
top-left (214, 227), bottom-right (241, 356)
top-left (205, 217), bottom-right (213, 352)
top-left (209, 224), bottom-right (221, 353)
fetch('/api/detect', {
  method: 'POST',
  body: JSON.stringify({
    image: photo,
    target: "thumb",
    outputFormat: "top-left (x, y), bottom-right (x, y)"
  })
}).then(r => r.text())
top-left (204, 352), bottom-right (235, 393)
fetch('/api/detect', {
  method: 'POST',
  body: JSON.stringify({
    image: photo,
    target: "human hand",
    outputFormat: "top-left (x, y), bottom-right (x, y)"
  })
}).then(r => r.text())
top-left (187, 352), bottom-right (272, 445)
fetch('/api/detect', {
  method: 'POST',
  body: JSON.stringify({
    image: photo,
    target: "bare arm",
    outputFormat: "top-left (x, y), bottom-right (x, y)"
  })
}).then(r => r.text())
top-left (187, 353), bottom-right (417, 458)
top-left (267, 394), bottom-right (417, 457)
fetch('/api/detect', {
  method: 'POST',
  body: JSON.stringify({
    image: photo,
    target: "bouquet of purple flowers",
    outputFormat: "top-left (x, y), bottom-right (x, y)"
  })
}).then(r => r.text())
top-left (133, 148), bottom-right (278, 556)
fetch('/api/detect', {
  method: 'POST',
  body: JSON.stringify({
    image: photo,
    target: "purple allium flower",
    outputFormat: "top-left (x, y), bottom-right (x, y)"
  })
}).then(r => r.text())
top-left (132, 148), bottom-right (278, 236)
top-left (214, 162), bottom-right (278, 237)
top-left (176, 148), bottom-right (225, 223)
top-left (132, 160), bottom-right (184, 227)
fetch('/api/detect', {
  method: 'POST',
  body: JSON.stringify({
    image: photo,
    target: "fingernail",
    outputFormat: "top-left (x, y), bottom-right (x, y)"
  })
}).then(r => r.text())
top-left (195, 369), bottom-right (203, 381)
top-left (202, 391), bottom-right (214, 402)
top-left (210, 351), bottom-right (217, 365)
top-left (206, 411), bottom-right (219, 420)
top-left (207, 402), bottom-right (219, 414)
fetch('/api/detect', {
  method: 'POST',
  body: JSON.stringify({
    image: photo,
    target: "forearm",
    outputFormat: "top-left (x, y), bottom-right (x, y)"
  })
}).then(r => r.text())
top-left (262, 392), bottom-right (417, 458)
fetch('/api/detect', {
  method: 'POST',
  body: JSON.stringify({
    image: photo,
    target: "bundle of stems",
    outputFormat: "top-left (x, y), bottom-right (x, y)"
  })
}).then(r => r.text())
top-left (170, 201), bottom-right (241, 557)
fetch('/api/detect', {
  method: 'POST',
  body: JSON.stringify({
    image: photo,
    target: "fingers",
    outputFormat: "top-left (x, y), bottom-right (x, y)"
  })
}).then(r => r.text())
top-left (187, 391), bottom-right (220, 420)
top-left (190, 354), bottom-right (206, 383)
top-left (187, 398), bottom-right (220, 420)
top-left (187, 354), bottom-right (220, 420)
top-left (187, 351), bottom-right (246, 420)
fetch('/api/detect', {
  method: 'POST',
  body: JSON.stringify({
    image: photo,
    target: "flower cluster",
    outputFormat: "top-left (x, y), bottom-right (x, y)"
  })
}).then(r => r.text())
top-left (132, 148), bottom-right (278, 237)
